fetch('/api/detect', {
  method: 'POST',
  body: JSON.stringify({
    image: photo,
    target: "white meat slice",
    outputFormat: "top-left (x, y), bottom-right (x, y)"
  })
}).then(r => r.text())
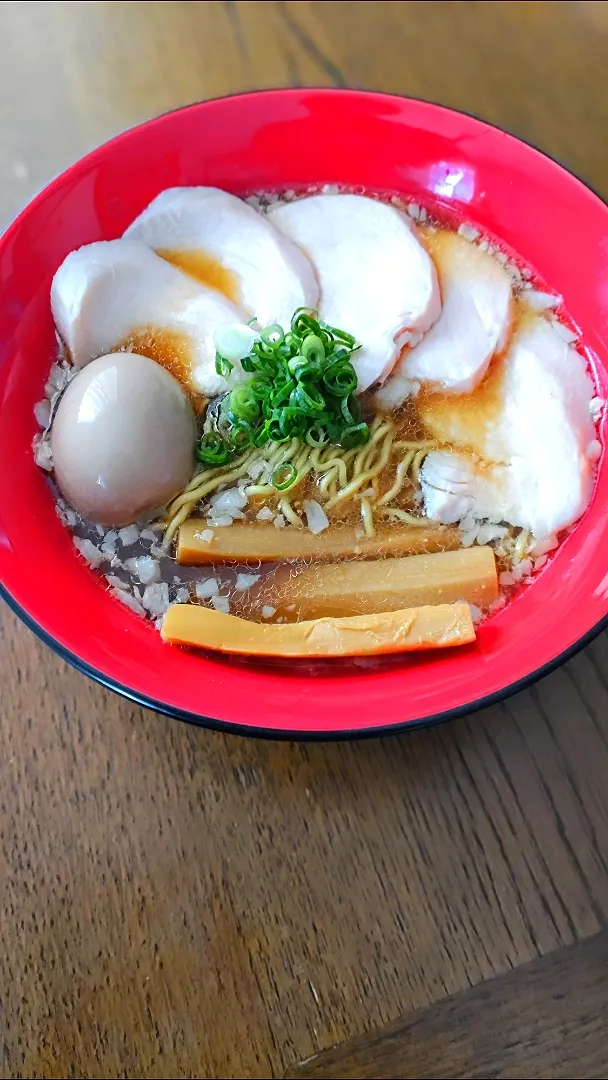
top-left (124, 186), bottom-right (319, 330)
top-left (421, 451), bottom-right (511, 526)
top-left (51, 239), bottom-right (250, 397)
top-left (268, 193), bottom-right (440, 391)
top-left (377, 231), bottom-right (513, 407)
top-left (419, 315), bottom-right (597, 538)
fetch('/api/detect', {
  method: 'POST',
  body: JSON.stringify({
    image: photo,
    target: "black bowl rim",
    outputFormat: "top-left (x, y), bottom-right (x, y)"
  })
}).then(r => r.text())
top-left (2, 87), bottom-right (607, 742)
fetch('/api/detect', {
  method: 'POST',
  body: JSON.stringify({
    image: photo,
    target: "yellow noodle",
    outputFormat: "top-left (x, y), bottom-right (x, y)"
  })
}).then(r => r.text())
top-left (245, 483), bottom-right (276, 499)
top-left (384, 507), bottom-right (430, 527)
top-left (318, 473), bottom-right (339, 501)
top-left (246, 442), bottom-right (314, 499)
top-left (324, 429), bottom-right (394, 510)
top-left (317, 466), bottom-right (339, 497)
top-left (315, 454), bottom-right (349, 487)
top-left (378, 452), bottom-right (415, 505)
top-left (295, 445), bottom-right (311, 471)
top-left (163, 414), bottom-right (437, 541)
top-left (164, 500), bottom-right (199, 547)
top-left (308, 446), bottom-right (325, 471)
top-left (393, 440), bottom-right (437, 451)
top-left (293, 461), bottom-right (314, 489)
top-left (361, 425), bottom-right (391, 473)
top-left (318, 428), bottom-right (386, 506)
top-left (279, 497), bottom-right (303, 527)
top-left (312, 442), bottom-right (356, 477)
top-left (292, 446), bottom-right (315, 488)
top-left (360, 497), bottom-right (375, 537)
top-left (269, 439), bottom-right (300, 466)
top-left (338, 448), bottom-right (360, 471)
top-left (244, 442), bottom-right (297, 497)
top-left (410, 448), bottom-right (430, 486)
top-left (166, 452), bottom-right (257, 519)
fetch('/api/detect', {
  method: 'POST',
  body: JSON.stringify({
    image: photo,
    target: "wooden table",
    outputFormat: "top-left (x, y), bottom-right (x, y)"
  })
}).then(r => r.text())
top-left (2, 3), bottom-right (608, 1078)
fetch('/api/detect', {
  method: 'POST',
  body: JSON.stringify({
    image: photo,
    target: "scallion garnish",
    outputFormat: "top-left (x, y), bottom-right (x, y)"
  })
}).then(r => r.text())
top-left (305, 425), bottom-right (328, 448)
top-left (228, 385), bottom-right (260, 424)
top-left (197, 431), bottom-right (232, 465)
top-left (214, 352), bottom-right (234, 377)
top-left (340, 422), bottom-right (369, 449)
top-left (271, 462), bottom-right (298, 491)
top-left (200, 309), bottom-right (369, 467)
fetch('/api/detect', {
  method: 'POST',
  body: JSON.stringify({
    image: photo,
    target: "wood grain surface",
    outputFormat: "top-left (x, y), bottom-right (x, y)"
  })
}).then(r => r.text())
top-left (2, 4), bottom-right (608, 1079)
top-left (286, 927), bottom-right (608, 1078)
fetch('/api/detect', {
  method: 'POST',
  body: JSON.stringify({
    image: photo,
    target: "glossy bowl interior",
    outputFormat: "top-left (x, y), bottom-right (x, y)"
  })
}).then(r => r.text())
top-left (1, 89), bottom-right (607, 738)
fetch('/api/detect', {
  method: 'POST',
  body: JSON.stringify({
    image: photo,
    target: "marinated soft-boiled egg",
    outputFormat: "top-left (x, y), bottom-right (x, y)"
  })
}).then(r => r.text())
top-left (51, 239), bottom-right (250, 397)
top-left (51, 352), bottom-right (196, 526)
top-left (268, 193), bottom-right (440, 390)
top-left (124, 186), bottom-right (319, 329)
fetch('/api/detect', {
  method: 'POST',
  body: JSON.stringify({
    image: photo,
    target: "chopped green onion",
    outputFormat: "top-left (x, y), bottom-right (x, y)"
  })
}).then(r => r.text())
top-left (327, 345), bottom-right (352, 365)
top-left (251, 347), bottom-right (277, 373)
top-left (240, 353), bottom-right (258, 373)
top-left (276, 341), bottom-right (292, 363)
top-left (291, 308), bottom-right (318, 336)
top-left (229, 385), bottom-right (260, 423)
top-left (340, 422), bottom-right (369, 448)
top-left (340, 395), bottom-right (358, 425)
top-left (214, 323), bottom-right (259, 363)
top-left (306, 425), bottom-right (328, 447)
top-left (323, 361), bottom-right (357, 397)
top-left (215, 352), bottom-right (234, 377)
top-left (202, 309), bottom-right (369, 467)
top-left (197, 432), bottom-right (232, 465)
top-left (270, 380), bottom-right (295, 409)
top-left (253, 420), bottom-right (273, 447)
top-left (260, 324), bottom-right (284, 347)
top-left (301, 334), bottom-right (325, 365)
top-left (279, 408), bottom-right (308, 439)
top-left (249, 375), bottom-right (273, 399)
top-left (267, 415), bottom-right (290, 442)
top-left (292, 383), bottom-right (326, 414)
top-left (288, 354), bottom-right (311, 380)
top-left (271, 462), bottom-right (298, 491)
top-left (320, 320), bottom-right (357, 347)
top-left (228, 421), bottom-right (254, 451)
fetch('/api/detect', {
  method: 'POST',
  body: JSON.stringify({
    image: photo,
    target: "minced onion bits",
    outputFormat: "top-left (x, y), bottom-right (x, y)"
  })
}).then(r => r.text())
top-left (197, 310), bottom-right (370, 491)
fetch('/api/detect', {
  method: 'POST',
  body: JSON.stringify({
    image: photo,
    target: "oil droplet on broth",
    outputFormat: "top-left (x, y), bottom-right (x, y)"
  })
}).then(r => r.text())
top-left (156, 248), bottom-right (239, 303)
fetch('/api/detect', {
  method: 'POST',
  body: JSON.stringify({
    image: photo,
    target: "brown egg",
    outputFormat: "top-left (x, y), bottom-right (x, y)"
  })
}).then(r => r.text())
top-left (51, 352), bottom-right (196, 525)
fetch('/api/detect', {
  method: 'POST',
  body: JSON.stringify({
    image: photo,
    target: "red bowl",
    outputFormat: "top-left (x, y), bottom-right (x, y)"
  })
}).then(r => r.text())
top-left (1, 89), bottom-right (607, 738)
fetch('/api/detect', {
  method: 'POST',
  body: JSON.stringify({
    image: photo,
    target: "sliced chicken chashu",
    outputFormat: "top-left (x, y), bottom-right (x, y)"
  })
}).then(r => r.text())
top-left (421, 451), bottom-right (512, 526)
top-left (51, 239), bottom-right (250, 397)
top-left (377, 231), bottom-right (513, 408)
top-left (124, 186), bottom-right (319, 330)
top-left (419, 314), bottom-right (598, 538)
top-left (268, 194), bottom-right (440, 391)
